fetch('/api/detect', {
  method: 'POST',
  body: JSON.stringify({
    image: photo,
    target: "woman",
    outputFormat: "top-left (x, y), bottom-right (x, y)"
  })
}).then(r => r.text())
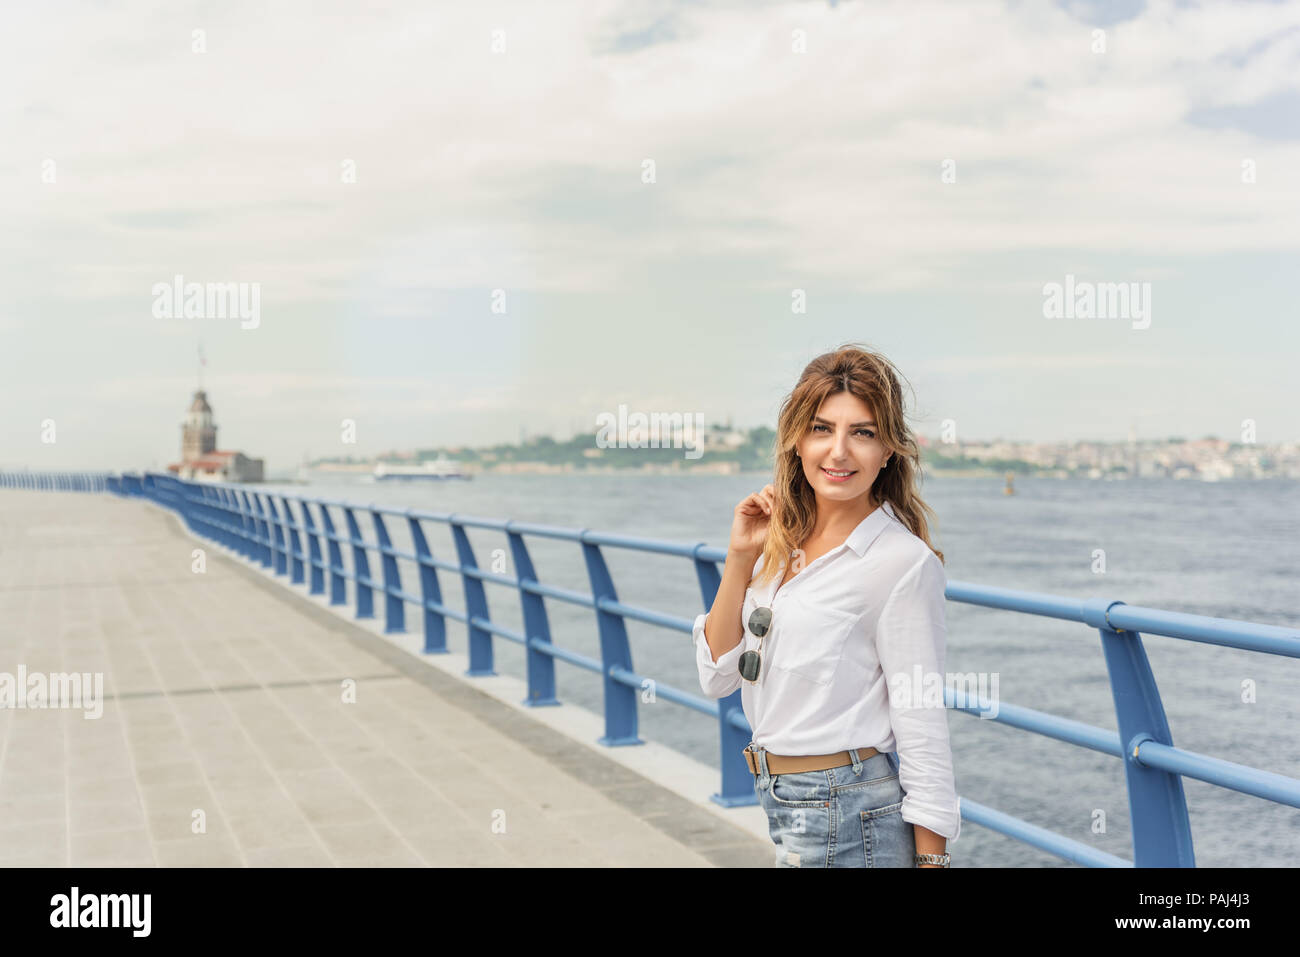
top-left (694, 343), bottom-right (960, 868)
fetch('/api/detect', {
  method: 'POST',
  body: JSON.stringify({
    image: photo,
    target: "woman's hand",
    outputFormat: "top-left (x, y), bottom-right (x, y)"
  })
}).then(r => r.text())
top-left (728, 483), bottom-right (776, 558)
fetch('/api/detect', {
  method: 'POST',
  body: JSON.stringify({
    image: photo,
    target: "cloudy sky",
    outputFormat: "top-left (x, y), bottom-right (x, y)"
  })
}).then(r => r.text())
top-left (3, 0), bottom-right (1298, 472)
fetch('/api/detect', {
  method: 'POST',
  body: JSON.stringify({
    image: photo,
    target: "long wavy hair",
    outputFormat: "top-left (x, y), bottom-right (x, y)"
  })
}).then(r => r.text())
top-left (752, 343), bottom-right (944, 588)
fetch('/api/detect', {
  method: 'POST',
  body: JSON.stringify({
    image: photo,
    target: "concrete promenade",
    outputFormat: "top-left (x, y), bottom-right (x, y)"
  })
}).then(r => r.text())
top-left (0, 490), bottom-right (772, 867)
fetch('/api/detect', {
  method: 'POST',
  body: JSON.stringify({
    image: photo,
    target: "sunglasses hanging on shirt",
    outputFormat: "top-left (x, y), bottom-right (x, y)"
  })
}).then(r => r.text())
top-left (738, 605), bottom-right (772, 683)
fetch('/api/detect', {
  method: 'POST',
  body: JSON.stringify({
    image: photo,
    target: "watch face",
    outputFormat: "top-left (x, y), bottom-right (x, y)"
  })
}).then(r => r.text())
top-left (739, 650), bottom-right (761, 682)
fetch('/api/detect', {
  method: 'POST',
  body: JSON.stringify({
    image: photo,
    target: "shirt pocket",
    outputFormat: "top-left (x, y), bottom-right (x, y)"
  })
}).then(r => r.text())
top-left (770, 599), bottom-right (862, 686)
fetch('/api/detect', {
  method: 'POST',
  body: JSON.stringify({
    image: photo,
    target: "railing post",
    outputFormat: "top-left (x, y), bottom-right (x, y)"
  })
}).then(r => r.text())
top-left (450, 518), bottom-right (493, 676)
top-left (371, 507), bottom-right (404, 633)
top-left (218, 487), bottom-right (232, 550)
top-left (342, 506), bottom-right (373, 619)
top-left (693, 545), bottom-right (755, 806)
top-left (1084, 597), bottom-right (1195, 867)
top-left (281, 497), bottom-right (305, 585)
top-left (264, 496), bottom-right (288, 576)
top-left (245, 492), bottom-right (272, 567)
top-left (195, 485), bottom-right (213, 542)
top-left (188, 480), bottom-right (202, 534)
top-left (318, 505), bottom-right (347, 605)
top-left (299, 500), bottom-right (325, 595)
top-left (171, 477), bottom-right (184, 517)
top-left (198, 482), bottom-right (214, 538)
top-left (219, 486), bottom-right (235, 547)
top-left (581, 533), bottom-right (641, 747)
top-left (507, 523), bottom-right (559, 707)
top-left (407, 513), bottom-right (447, 654)
top-left (229, 490), bottom-right (253, 560)
top-left (239, 489), bottom-right (259, 560)
top-left (186, 481), bottom-right (205, 536)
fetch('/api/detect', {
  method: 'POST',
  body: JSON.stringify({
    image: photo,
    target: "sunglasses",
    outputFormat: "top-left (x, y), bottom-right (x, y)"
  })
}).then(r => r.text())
top-left (738, 605), bottom-right (772, 683)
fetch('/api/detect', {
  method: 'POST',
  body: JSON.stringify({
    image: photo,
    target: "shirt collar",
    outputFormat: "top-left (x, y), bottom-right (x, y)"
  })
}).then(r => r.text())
top-left (766, 500), bottom-right (902, 600)
top-left (845, 499), bottom-right (898, 557)
top-left (775, 500), bottom-right (899, 584)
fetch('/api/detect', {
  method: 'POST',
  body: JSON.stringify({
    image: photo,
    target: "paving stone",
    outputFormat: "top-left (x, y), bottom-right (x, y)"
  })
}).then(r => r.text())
top-left (153, 836), bottom-right (245, 867)
top-left (70, 829), bottom-right (155, 867)
top-left (244, 844), bottom-right (335, 867)
top-left (314, 822), bottom-right (414, 863)
top-left (225, 807), bottom-right (318, 851)
top-left (69, 799), bottom-right (149, 836)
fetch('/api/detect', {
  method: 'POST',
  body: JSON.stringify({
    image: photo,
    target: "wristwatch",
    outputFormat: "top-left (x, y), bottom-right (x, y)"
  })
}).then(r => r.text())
top-left (914, 852), bottom-right (951, 867)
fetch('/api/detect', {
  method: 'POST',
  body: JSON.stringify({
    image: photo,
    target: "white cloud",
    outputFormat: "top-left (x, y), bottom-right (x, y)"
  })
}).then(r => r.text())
top-left (4, 0), bottom-right (1298, 302)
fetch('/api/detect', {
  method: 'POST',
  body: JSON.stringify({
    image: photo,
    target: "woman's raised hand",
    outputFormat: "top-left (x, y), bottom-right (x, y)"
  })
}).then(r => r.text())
top-left (729, 483), bottom-right (776, 558)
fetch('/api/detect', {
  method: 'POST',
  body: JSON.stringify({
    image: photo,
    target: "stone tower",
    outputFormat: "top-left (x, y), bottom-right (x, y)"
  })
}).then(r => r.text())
top-left (182, 390), bottom-right (217, 461)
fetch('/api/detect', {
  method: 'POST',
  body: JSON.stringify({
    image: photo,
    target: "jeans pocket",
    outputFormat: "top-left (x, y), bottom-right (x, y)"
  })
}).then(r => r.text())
top-left (832, 766), bottom-right (898, 792)
top-left (763, 773), bottom-right (831, 867)
top-left (860, 800), bottom-right (915, 868)
top-left (767, 771), bottom-right (829, 808)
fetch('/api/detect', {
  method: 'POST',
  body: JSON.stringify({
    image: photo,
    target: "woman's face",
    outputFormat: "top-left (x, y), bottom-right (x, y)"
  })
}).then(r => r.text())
top-left (795, 391), bottom-right (889, 507)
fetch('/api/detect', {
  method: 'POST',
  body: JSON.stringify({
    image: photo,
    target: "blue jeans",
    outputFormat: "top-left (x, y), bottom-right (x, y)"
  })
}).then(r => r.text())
top-left (751, 745), bottom-right (916, 868)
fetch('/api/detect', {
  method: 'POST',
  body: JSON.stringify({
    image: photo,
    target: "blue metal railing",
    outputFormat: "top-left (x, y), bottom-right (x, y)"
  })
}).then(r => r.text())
top-left (4, 468), bottom-right (1299, 867)
top-left (0, 470), bottom-right (112, 492)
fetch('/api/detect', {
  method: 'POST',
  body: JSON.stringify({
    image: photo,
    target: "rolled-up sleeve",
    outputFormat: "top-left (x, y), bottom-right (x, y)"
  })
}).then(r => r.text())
top-left (694, 612), bottom-right (744, 699)
top-left (875, 551), bottom-right (962, 842)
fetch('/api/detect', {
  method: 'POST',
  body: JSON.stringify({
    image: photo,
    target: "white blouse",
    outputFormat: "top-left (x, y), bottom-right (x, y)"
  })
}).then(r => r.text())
top-left (693, 500), bottom-right (962, 841)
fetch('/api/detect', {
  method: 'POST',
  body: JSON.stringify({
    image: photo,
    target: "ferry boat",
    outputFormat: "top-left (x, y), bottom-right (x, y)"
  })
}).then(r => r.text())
top-left (373, 457), bottom-right (471, 481)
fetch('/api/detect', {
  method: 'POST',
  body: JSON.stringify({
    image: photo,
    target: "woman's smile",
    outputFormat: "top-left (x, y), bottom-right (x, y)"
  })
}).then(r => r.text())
top-left (820, 466), bottom-right (858, 483)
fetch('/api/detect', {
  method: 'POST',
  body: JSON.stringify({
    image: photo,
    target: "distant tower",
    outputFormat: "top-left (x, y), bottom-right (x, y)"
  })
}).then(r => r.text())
top-left (182, 390), bottom-right (218, 462)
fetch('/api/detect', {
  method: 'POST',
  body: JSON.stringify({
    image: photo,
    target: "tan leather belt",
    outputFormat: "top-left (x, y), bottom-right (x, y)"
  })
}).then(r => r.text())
top-left (744, 745), bottom-right (879, 776)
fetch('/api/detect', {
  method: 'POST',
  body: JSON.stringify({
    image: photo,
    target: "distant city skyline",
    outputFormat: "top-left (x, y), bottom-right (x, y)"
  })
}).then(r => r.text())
top-left (311, 424), bottom-right (1300, 483)
top-left (5, 0), bottom-right (1298, 471)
